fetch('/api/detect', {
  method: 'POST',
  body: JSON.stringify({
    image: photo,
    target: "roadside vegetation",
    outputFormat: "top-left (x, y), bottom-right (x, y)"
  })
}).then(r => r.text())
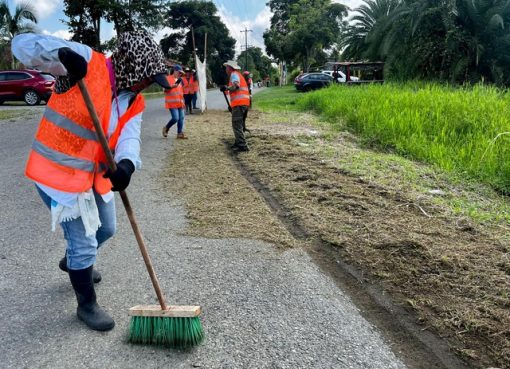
top-left (258, 84), bottom-right (510, 196)
top-left (249, 85), bottom-right (510, 367)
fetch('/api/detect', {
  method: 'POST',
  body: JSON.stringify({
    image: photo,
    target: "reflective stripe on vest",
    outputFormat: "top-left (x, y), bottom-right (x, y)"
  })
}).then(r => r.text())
top-left (32, 140), bottom-right (96, 172)
top-left (165, 75), bottom-right (184, 109)
top-left (43, 107), bottom-right (98, 142)
top-left (228, 71), bottom-right (250, 107)
top-left (25, 51), bottom-right (112, 193)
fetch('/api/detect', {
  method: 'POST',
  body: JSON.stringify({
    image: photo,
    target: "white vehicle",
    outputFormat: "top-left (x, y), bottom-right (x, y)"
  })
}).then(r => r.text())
top-left (321, 70), bottom-right (359, 83)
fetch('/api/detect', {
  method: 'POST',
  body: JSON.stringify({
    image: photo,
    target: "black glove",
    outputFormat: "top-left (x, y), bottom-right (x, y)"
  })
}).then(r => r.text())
top-left (58, 47), bottom-right (87, 85)
top-left (175, 77), bottom-right (182, 85)
top-left (220, 85), bottom-right (228, 92)
top-left (103, 159), bottom-right (135, 192)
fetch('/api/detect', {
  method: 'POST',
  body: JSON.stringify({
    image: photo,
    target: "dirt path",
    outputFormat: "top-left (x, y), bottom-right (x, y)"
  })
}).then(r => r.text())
top-left (165, 109), bottom-right (510, 369)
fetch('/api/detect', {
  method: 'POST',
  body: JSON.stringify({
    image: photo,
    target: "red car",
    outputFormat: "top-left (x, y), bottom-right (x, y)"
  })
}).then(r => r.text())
top-left (0, 69), bottom-right (54, 106)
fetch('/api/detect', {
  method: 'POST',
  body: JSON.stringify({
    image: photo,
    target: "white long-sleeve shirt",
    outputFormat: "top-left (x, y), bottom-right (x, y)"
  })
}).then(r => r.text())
top-left (12, 34), bottom-right (143, 207)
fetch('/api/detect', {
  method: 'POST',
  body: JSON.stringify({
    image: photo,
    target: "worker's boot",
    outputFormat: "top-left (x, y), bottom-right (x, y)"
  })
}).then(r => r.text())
top-left (162, 126), bottom-right (169, 138)
top-left (177, 132), bottom-right (188, 139)
top-left (68, 266), bottom-right (115, 331)
top-left (59, 252), bottom-right (101, 283)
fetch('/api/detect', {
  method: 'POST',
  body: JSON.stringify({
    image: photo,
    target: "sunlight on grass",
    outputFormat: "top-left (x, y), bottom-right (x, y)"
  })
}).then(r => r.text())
top-left (254, 85), bottom-right (302, 112)
top-left (256, 83), bottom-right (510, 193)
top-left (254, 83), bottom-right (510, 225)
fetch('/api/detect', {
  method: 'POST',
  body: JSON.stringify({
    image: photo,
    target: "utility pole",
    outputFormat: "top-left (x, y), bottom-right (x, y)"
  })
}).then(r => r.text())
top-left (240, 27), bottom-right (252, 71)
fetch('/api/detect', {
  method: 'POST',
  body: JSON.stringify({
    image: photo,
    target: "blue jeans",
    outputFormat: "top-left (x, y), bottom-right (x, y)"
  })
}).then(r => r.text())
top-left (165, 108), bottom-right (185, 134)
top-left (192, 93), bottom-right (197, 108)
top-left (37, 187), bottom-right (116, 270)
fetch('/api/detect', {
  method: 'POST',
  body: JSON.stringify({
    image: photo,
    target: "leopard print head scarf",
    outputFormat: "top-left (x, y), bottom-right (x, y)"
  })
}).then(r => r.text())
top-left (111, 30), bottom-right (167, 91)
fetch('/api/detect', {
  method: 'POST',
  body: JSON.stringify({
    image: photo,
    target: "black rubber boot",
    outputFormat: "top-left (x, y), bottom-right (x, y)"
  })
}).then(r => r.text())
top-left (59, 253), bottom-right (102, 283)
top-left (68, 266), bottom-right (115, 331)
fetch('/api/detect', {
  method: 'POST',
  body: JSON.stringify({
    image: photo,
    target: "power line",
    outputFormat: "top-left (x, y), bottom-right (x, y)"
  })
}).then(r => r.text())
top-left (240, 27), bottom-right (252, 71)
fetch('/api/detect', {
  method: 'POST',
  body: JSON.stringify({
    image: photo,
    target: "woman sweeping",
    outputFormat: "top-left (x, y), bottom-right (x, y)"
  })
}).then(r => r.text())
top-left (12, 30), bottom-right (171, 332)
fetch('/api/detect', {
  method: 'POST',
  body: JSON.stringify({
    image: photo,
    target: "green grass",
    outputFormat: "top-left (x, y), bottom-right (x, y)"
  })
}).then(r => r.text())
top-left (0, 109), bottom-right (32, 120)
top-left (256, 83), bottom-right (510, 193)
top-left (254, 85), bottom-right (301, 112)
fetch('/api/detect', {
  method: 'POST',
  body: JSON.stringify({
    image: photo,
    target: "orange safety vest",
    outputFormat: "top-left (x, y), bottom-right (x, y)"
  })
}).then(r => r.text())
top-left (25, 51), bottom-right (146, 194)
top-left (94, 93), bottom-right (145, 194)
top-left (228, 71), bottom-right (250, 107)
top-left (192, 78), bottom-right (199, 93)
top-left (164, 75), bottom-right (184, 109)
top-left (182, 76), bottom-right (194, 95)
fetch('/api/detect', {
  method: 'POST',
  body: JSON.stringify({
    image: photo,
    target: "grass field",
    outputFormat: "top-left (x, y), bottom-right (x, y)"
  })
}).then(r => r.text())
top-left (255, 83), bottom-right (510, 194)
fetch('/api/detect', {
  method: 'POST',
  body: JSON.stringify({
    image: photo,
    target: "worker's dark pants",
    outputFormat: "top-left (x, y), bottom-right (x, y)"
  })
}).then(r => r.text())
top-left (242, 108), bottom-right (248, 132)
top-left (184, 94), bottom-right (193, 113)
top-left (232, 105), bottom-right (248, 148)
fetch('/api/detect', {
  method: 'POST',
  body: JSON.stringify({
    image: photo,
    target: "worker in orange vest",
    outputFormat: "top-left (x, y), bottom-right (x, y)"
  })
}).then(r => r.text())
top-left (181, 67), bottom-right (195, 114)
top-left (192, 69), bottom-right (199, 110)
top-left (12, 30), bottom-right (171, 332)
top-left (241, 71), bottom-right (253, 133)
top-left (220, 60), bottom-right (251, 152)
top-left (162, 64), bottom-right (187, 139)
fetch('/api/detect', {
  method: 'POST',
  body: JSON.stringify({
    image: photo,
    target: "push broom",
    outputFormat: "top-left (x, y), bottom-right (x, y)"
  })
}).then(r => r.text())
top-left (78, 79), bottom-right (203, 347)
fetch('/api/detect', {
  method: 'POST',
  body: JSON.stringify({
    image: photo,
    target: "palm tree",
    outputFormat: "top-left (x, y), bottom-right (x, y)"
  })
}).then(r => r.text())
top-left (340, 0), bottom-right (403, 61)
top-left (0, 0), bottom-right (37, 68)
top-left (449, 0), bottom-right (510, 84)
top-left (340, 0), bottom-right (510, 85)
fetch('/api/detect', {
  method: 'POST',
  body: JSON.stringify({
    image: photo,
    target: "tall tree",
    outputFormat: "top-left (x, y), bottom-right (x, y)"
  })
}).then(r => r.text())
top-left (0, 0), bottom-right (37, 68)
top-left (263, 0), bottom-right (300, 65)
top-left (63, 0), bottom-right (104, 49)
top-left (104, 0), bottom-right (168, 33)
top-left (264, 0), bottom-right (347, 71)
top-left (340, 0), bottom-right (402, 61)
top-left (340, 0), bottom-right (510, 85)
top-left (160, 0), bottom-right (235, 85)
top-left (63, 0), bottom-right (168, 49)
top-left (237, 47), bottom-right (278, 81)
top-left (288, 0), bottom-right (347, 71)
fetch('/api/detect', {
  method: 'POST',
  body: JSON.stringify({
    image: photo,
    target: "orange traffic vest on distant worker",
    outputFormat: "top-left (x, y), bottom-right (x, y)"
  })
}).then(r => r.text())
top-left (192, 78), bottom-right (199, 93)
top-left (181, 76), bottom-right (195, 95)
top-left (164, 75), bottom-right (184, 109)
top-left (228, 71), bottom-right (250, 107)
top-left (25, 51), bottom-right (145, 194)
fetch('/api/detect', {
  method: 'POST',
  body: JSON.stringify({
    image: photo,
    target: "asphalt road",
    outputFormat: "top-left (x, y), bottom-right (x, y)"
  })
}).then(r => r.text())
top-left (0, 93), bottom-right (407, 369)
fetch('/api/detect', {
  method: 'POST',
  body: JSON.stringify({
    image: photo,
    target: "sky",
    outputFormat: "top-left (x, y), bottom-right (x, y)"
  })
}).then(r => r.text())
top-left (16, 0), bottom-right (365, 54)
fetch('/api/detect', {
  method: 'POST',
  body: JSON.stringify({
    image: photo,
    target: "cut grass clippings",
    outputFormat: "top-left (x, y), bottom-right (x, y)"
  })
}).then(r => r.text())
top-left (163, 104), bottom-right (510, 368)
top-left (162, 111), bottom-right (295, 248)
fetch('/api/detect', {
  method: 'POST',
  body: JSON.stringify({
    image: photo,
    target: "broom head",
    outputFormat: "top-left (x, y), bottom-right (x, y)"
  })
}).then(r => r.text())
top-left (128, 305), bottom-right (203, 347)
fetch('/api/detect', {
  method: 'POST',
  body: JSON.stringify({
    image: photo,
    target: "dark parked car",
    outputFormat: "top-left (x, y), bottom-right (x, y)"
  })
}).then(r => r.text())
top-left (0, 69), bottom-right (54, 105)
top-left (294, 72), bottom-right (333, 92)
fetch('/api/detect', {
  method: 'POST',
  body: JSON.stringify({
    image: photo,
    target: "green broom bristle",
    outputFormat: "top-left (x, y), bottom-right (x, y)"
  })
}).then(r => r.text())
top-left (128, 316), bottom-right (204, 348)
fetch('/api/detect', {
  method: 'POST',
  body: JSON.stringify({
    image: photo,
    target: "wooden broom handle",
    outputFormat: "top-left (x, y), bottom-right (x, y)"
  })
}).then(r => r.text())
top-left (222, 90), bottom-right (231, 109)
top-left (78, 80), bottom-right (168, 311)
